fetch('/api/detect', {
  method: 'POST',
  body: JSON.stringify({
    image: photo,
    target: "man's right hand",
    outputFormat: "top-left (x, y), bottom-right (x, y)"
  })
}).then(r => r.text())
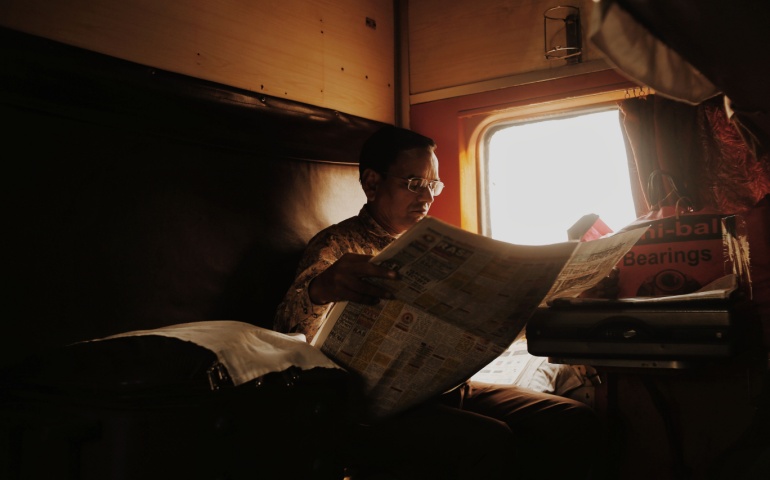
top-left (308, 253), bottom-right (399, 306)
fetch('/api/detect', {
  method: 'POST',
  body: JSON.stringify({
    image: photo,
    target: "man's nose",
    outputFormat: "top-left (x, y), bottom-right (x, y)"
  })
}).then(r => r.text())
top-left (417, 186), bottom-right (435, 202)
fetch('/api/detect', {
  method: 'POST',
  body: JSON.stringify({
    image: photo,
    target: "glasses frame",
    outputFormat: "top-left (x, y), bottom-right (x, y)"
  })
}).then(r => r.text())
top-left (383, 173), bottom-right (444, 196)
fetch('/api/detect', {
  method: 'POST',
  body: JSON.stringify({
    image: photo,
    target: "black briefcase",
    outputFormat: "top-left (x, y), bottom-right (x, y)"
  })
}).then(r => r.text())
top-left (0, 335), bottom-right (353, 480)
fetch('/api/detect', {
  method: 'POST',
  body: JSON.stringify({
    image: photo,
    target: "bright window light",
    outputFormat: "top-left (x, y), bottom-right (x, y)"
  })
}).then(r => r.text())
top-left (486, 108), bottom-right (637, 245)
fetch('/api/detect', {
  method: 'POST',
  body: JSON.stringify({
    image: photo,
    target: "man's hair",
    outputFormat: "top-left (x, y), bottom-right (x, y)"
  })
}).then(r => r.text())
top-left (359, 125), bottom-right (437, 181)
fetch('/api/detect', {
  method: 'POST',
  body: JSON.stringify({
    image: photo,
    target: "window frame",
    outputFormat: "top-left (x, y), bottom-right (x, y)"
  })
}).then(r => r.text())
top-left (481, 103), bottom-right (629, 241)
top-left (458, 88), bottom-right (633, 235)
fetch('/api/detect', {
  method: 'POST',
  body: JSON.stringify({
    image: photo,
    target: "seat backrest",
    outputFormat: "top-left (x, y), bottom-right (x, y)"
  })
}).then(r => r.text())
top-left (2, 27), bottom-right (384, 369)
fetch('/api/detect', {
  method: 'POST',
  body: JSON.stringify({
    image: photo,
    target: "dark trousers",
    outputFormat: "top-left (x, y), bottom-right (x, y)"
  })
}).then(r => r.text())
top-left (347, 381), bottom-right (605, 480)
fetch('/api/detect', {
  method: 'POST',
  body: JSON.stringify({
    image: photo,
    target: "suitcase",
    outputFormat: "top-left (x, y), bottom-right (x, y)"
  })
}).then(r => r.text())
top-left (0, 334), bottom-right (354, 480)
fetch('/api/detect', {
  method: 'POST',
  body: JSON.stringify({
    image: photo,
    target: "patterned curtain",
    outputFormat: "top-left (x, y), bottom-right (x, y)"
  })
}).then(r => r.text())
top-left (618, 94), bottom-right (770, 216)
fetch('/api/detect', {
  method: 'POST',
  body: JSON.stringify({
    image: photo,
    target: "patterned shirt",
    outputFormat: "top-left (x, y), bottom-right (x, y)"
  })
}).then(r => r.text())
top-left (273, 206), bottom-right (398, 343)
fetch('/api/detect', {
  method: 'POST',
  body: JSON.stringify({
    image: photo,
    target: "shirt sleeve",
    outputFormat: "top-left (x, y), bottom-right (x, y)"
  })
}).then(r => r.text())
top-left (273, 230), bottom-right (346, 343)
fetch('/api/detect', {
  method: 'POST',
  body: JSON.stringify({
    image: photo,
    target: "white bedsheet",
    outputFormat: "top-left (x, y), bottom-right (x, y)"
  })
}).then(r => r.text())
top-left (93, 320), bottom-right (342, 386)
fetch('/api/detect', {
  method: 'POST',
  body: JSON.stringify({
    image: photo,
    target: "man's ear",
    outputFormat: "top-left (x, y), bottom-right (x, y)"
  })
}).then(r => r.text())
top-left (361, 168), bottom-right (381, 201)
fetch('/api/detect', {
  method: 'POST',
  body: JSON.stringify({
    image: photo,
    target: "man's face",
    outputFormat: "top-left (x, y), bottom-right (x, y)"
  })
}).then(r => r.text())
top-left (364, 147), bottom-right (440, 235)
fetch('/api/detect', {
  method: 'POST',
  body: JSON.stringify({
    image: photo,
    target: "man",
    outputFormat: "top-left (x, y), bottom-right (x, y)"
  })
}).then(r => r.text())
top-left (274, 125), bottom-right (604, 480)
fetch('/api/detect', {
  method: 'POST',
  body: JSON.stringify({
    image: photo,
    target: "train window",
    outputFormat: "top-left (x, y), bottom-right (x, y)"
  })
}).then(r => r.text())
top-left (484, 107), bottom-right (636, 245)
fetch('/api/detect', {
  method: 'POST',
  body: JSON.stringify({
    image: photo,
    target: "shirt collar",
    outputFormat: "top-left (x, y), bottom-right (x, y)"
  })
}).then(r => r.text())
top-left (359, 205), bottom-right (400, 239)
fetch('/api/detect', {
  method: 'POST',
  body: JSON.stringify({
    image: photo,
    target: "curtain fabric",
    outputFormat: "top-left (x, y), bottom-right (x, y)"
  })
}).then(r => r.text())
top-left (618, 94), bottom-right (770, 216)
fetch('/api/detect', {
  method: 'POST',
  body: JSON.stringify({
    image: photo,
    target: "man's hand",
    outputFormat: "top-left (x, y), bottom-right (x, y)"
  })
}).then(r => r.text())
top-left (308, 253), bottom-right (399, 305)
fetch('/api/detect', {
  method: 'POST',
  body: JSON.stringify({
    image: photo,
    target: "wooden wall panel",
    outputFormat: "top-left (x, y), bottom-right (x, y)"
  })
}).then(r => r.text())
top-left (0, 0), bottom-right (395, 123)
top-left (408, 0), bottom-right (604, 96)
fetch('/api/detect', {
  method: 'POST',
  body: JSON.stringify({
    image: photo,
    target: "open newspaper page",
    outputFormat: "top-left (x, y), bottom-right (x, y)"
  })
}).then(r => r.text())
top-left (311, 216), bottom-right (645, 422)
top-left (550, 273), bottom-right (740, 306)
top-left (539, 224), bottom-right (650, 306)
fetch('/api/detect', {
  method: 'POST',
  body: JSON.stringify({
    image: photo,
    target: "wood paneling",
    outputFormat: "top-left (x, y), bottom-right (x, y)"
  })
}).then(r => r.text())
top-left (0, 0), bottom-right (395, 123)
top-left (408, 0), bottom-right (604, 96)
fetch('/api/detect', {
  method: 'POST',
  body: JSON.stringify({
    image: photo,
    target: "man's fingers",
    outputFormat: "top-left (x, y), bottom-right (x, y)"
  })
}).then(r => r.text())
top-left (309, 253), bottom-right (398, 305)
top-left (338, 253), bottom-right (399, 280)
top-left (340, 275), bottom-right (395, 303)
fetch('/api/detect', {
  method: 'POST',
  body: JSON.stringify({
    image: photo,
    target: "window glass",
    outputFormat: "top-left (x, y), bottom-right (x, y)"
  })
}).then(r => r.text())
top-left (486, 108), bottom-right (636, 245)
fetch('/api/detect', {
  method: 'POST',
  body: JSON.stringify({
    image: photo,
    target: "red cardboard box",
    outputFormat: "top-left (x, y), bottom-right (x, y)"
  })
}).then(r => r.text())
top-left (615, 210), bottom-right (743, 298)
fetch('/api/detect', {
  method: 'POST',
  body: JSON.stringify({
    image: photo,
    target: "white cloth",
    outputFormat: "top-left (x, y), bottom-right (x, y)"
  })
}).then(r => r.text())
top-left (95, 320), bottom-right (343, 386)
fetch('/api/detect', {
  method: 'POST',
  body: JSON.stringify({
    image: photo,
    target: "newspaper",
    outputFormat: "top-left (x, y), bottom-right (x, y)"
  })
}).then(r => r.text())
top-left (470, 338), bottom-right (549, 386)
top-left (311, 216), bottom-right (646, 422)
top-left (549, 274), bottom-right (739, 306)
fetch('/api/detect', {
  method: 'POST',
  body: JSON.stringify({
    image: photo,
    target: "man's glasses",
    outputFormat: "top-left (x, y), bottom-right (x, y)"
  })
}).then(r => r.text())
top-left (384, 174), bottom-right (444, 196)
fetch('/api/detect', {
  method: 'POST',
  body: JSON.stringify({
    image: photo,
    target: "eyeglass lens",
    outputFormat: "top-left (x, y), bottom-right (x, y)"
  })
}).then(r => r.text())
top-left (408, 178), bottom-right (443, 195)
